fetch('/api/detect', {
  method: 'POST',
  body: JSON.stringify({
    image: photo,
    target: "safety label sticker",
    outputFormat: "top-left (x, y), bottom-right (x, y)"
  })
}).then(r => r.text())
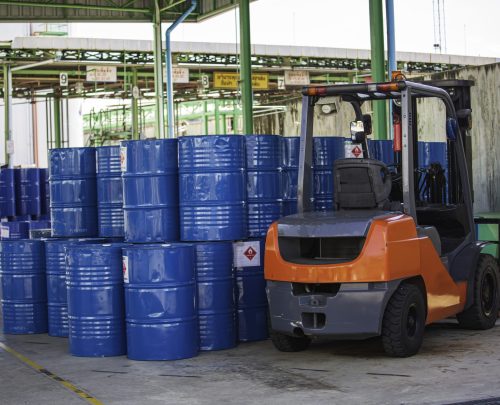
top-left (120, 145), bottom-right (127, 172)
top-left (233, 241), bottom-right (261, 268)
top-left (122, 255), bottom-right (129, 283)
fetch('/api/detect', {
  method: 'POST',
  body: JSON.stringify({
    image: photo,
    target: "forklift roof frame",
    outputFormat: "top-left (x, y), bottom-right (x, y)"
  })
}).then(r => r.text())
top-left (297, 80), bottom-right (475, 240)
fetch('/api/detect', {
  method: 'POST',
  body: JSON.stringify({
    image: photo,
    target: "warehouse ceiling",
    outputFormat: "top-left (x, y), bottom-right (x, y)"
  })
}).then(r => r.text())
top-left (0, 0), bottom-right (245, 22)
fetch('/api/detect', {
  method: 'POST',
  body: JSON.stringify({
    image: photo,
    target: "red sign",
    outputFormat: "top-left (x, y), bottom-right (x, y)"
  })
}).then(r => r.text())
top-left (243, 246), bottom-right (257, 261)
top-left (352, 146), bottom-right (362, 158)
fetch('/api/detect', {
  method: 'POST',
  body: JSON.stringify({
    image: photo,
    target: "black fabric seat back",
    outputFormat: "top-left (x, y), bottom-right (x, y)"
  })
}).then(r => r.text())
top-left (334, 158), bottom-right (392, 209)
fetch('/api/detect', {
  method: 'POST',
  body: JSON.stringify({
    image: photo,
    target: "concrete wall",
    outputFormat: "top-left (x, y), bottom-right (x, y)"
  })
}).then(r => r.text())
top-left (255, 62), bottom-right (500, 212)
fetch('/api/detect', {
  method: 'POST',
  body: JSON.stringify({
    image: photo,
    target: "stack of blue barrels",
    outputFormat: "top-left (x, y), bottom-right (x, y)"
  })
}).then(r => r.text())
top-left (178, 135), bottom-right (245, 352)
top-left (313, 136), bottom-right (346, 211)
top-left (121, 139), bottom-right (200, 360)
top-left (245, 135), bottom-right (283, 237)
top-left (281, 136), bottom-right (300, 216)
top-left (15, 168), bottom-right (41, 218)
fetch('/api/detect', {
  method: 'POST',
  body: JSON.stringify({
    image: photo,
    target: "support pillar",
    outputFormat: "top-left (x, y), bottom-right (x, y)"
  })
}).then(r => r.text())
top-left (3, 65), bottom-right (10, 166)
top-left (131, 69), bottom-right (140, 140)
top-left (239, 0), bottom-right (253, 134)
top-left (53, 97), bottom-right (62, 148)
top-left (153, 0), bottom-right (165, 139)
top-left (369, 0), bottom-right (388, 140)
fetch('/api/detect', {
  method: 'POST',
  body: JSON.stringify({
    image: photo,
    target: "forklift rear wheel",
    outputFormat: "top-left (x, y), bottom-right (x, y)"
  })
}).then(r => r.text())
top-left (270, 330), bottom-right (311, 352)
top-left (457, 254), bottom-right (499, 330)
top-left (381, 283), bottom-right (426, 357)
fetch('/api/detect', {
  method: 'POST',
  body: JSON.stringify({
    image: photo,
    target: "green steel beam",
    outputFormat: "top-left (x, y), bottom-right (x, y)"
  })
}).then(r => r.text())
top-left (369, 0), bottom-right (388, 140)
top-left (239, 0), bottom-right (253, 134)
top-left (0, 1), bottom-right (152, 14)
top-left (53, 96), bottom-right (61, 148)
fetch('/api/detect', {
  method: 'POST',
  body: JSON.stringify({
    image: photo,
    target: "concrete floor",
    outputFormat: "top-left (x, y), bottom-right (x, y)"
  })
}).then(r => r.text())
top-left (1, 320), bottom-right (500, 405)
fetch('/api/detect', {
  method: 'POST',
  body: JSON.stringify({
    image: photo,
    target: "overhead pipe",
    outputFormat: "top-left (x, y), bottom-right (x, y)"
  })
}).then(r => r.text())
top-left (165, 0), bottom-right (197, 138)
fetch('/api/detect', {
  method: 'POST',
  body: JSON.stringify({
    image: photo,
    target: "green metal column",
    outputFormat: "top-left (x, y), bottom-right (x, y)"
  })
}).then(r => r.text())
top-left (369, 0), bottom-right (388, 140)
top-left (53, 97), bottom-right (62, 148)
top-left (3, 65), bottom-right (10, 165)
top-left (239, 0), bottom-right (253, 134)
top-left (131, 69), bottom-right (140, 140)
top-left (153, 0), bottom-right (166, 139)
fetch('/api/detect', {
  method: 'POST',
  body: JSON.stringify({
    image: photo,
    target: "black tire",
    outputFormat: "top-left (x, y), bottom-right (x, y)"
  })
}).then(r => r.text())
top-left (457, 254), bottom-right (499, 330)
top-left (270, 330), bottom-right (311, 352)
top-left (382, 283), bottom-right (426, 357)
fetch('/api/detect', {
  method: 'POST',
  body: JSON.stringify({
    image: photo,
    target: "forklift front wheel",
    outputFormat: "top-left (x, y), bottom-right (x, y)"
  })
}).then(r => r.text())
top-left (457, 254), bottom-right (500, 330)
top-left (270, 330), bottom-right (311, 352)
top-left (381, 283), bottom-right (426, 357)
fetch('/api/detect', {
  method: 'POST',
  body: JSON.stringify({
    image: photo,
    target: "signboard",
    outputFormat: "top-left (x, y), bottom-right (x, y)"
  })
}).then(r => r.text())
top-left (59, 72), bottom-right (68, 87)
top-left (6, 140), bottom-right (14, 155)
top-left (172, 67), bottom-right (190, 84)
top-left (233, 241), bottom-right (261, 268)
top-left (277, 75), bottom-right (285, 90)
top-left (86, 65), bottom-right (117, 82)
top-left (201, 74), bottom-right (210, 89)
top-left (214, 72), bottom-right (269, 90)
top-left (344, 140), bottom-right (364, 159)
top-left (284, 70), bottom-right (310, 86)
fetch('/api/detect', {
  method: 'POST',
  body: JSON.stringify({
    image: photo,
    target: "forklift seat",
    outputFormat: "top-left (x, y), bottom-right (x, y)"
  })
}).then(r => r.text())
top-left (334, 158), bottom-right (393, 209)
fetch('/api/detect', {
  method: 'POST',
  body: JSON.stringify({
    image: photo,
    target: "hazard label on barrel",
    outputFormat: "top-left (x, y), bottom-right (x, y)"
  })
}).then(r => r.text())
top-left (344, 141), bottom-right (364, 159)
top-left (233, 241), bottom-right (260, 268)
top-left (122, 255), bottom-right (129, 283)
top-left (120, 146), bottom-right (127, 172)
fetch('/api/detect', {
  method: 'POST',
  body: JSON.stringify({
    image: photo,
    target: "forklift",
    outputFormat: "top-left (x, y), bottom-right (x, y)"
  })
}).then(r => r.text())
top-left (264, 79), bottom-right (499, 357)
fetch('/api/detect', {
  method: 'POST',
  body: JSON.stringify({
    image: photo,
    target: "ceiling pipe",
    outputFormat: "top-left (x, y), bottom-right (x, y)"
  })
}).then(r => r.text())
top-left (165, 0), bottom-right (197, 138)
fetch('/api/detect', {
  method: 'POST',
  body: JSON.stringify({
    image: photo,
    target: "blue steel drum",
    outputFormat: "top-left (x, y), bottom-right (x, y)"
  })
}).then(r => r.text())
top-left (194, 242), bottom-right (236, 351)
top-left (39, 168), bottom-right (50, 217)
top-left (281, 137), bottom-right (300, 216)
top-left (66, 243), bottom-right (126, 357)
top-left (121, 139), bottom-right (179, 243)
top-left (369, 139), bottom-right (395, 165)
top-left (44, 238), bottom-right (104, 338)
top-left (234, 239), bottom-right (268, 342)
top-left (418, 141), bottom-right (447, 169)
top-left (313, 137), bottom-right (345, 211)
top-left (246, 135), bottom-right (283, 237)
top-left (0, 240), bottom-right (47, 334)
top-left (0, 221), bottom-right (30, 240)
top-left (29, 220), bottom-right (51, 231)
top-left (123, 244), bottom-right (198, 360)
top-left (179, 135), bottom-right (247, 241)
top-left (0, 168), bottom-right (16, 218)
top-left (15, 168), bottom-right (41, 217)
top-left (97, 146), bottom-right (124, 238)
top-left (49, 147), bottom-right (97, 237)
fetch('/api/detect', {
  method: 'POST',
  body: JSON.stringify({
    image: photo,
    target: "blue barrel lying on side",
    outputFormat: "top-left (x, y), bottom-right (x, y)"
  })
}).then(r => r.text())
top-left (0, 221), bottom-right (30, 240)
top-left (66, 243), bottom-right (126, 357)
top-left (96, 146), bottom-right (124, 238)
top-left (121, 139), bottom-right (179, 243)
top-left (281, 137), bottom-right (300, 216)
top-left (123, 243), bottom-right (198, 360)
top-left (313, 137), bottom-right (346, 211)
top-left (0, 168), bottom-right (16, 218)
top-left (179, 135), bottom-right (247, 241)
top-left (0, 240), bottom-right (47, 334)
top-left (49, 147), bottom-right (98, 237)
top-left (246, 135), bottom-right (283, 238)
top-left (194, 242), bottom-right (236, 351)
top-left (15, 168), bottom-right (41, 217)
top-left (234, 239), bottom-right (268, 342)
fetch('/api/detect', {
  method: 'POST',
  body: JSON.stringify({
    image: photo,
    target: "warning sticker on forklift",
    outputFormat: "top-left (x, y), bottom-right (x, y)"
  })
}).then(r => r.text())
top-left (122, 255), bottom-right (129, 283)
top-left (233, 241), bottom-right (261, 268)
top-left (120, 145), bottom-right (127, 172)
